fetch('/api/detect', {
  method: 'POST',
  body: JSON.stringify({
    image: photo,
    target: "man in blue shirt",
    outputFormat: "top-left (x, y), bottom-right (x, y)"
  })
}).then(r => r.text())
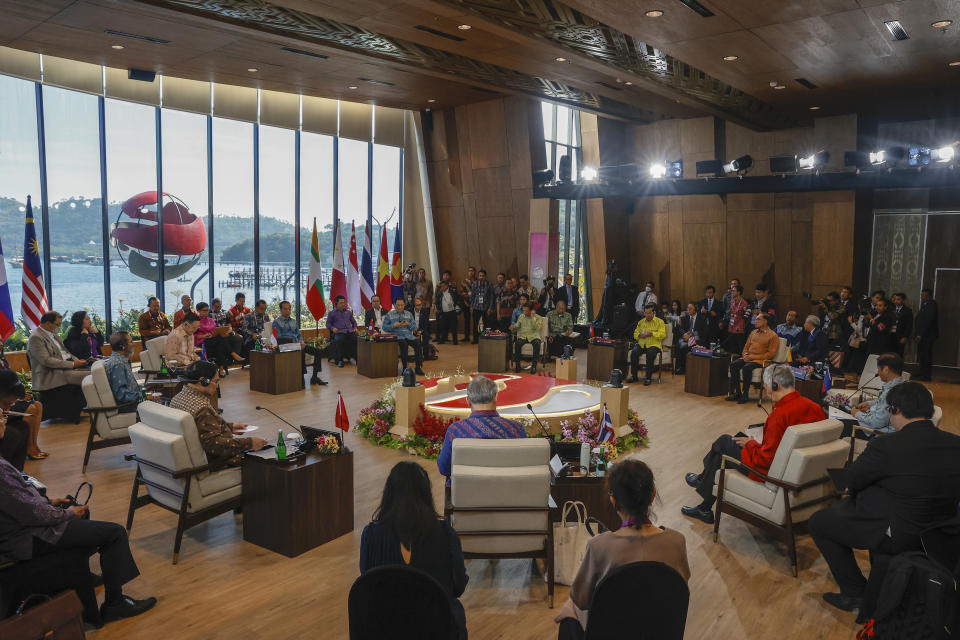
top-left (102, 332), bottom-right (141, 412)
top-left (775, 309), bottom-right (802, 348)
top-left (273, 300), bottom-right (328, 386)
top-left (848, 353), bottom-right (906, 435)
top-left (382, 297), bottom-right (424, 375)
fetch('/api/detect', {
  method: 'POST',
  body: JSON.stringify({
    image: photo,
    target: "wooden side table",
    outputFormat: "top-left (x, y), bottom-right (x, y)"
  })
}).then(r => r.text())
top-left (551, 474), bottom-right (622, 531)
top-left (586, 341), bottom-right (628, 382)
top-left (477, 335), bottom-right (509, 373)
top-left (684, 354), bottom-right (732, 397)
top-left (795, 376), bottom-right (825, 403)
top-left (357, 339), bottom-right (399, 378)
top-left (249, 349), bottom-right (303, 395)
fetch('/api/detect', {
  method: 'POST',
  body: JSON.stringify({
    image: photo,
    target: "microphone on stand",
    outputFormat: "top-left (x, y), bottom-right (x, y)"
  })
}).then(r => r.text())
top-left (255, 406), bottom-right (307, 450)
top-left (526, 403), bottom-right (552, 437)
top-left (849, 373), bottom-right (880, 404)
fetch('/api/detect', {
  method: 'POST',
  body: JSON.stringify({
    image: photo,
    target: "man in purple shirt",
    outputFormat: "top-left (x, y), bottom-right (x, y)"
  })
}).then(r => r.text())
top-left (437, 375), bottom-right (527, 477)
top-left (328, 295), bottom-right (359, 367)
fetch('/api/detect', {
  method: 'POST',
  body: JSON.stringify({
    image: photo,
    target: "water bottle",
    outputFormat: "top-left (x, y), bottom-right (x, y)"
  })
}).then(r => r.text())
top-left (479, 316), bottom-right (485, 334)
top-left (579, 442), bottom-right (590, 474)
top-left (254, 335), bottom-right (262, 351)
top-left (159, 355), bottom-right (169, 376)
top-left (276, 429), bottom-right (287, 460)
top-left (595, 445), bottom-right (607, 477)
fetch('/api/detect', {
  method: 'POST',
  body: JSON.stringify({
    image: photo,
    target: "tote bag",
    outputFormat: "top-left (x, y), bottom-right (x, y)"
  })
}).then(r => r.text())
top-left (553, 501), bottom-right (592, 586)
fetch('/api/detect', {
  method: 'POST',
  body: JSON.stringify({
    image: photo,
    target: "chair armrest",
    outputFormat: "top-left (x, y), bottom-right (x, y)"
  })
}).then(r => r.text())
top-left (125, 454), bottom-right (210, 478)
top-left (852, 424), bottom-right (881, 438)
top-left (84, 401), bottom-right (139, 413)
top-left (720, 454), bottom-right (808, 492)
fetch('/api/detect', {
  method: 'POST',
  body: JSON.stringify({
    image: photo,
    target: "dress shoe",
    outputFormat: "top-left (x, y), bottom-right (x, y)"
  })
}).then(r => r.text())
top-left (725, 394), bottom-right (740, 402)
top-left (643, 379), bottom-right (652, 386)
top-left (822, 592), bottom-right (862, 613)
top-left (100, 596), bottom-right (157, 623)
top-left (337, 361), bottom-right (344, 368)
top-left (681, 505), bottom-right (714, 524)
top-left (627, 375), bottom-right (639, 383)
top-left (684, 473), bottom-right (701, 488)
top-left (736, 396), bottom-right (750, 404)
top-left (415, 368), bottom-right (425, 376)
top-left (310, 377), bottom-right (328, 386)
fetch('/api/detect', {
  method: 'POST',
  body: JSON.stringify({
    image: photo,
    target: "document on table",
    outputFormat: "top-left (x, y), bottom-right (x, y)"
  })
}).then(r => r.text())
top-left (744, 426), bottom-right (763, 444)
top-left (828, 405), bottom-right (853, 421)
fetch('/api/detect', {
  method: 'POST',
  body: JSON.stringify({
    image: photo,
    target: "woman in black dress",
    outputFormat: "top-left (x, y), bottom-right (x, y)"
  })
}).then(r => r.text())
top-left (64, 310), bottom-right (103, 361)
top-left (360, 462), bottom-right (468, 638)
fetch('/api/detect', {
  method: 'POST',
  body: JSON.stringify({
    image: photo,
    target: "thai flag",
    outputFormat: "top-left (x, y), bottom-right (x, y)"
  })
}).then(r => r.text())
top-left (20, 197), bottom-right (48, 330)
top-left (359, 224), bottom-right (375, 309)
top-left (822, 366), bottom-right (832, 394)
top-left (598, 404), bottom-right (616, 443)
top-left (0, 233), bottom-right (16, 341)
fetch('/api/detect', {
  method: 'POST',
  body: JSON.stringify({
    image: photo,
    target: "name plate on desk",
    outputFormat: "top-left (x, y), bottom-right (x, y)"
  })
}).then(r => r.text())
top-left (278, 343), bottom-right (302, 352)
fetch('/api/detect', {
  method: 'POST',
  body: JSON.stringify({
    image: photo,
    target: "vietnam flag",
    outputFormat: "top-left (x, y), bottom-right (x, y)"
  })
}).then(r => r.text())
top-left (335, 391), bottom-right (350, 432)
top-left (305, 218), bottom-right (327, 321)
top-left (390, 226), bottom-right (403, 305)
top-left (376, 226), bottom-right (392, 311)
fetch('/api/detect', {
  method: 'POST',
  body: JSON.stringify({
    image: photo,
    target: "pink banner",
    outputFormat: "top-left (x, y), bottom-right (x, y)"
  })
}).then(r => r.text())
top-left (529, 232), bottom-right (548, 284)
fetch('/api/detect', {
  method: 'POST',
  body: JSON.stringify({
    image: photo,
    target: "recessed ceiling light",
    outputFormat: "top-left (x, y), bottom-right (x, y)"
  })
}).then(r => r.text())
top-left (247, 67), bottom-right (257, 72)
top-left (645, 9), bottom-right (664, 17)
top-left (722, 55), bottom-right (739, 61)
top-left (555, 56), bottom-right (567, 62)
top-left (457, 24), bottom-right (472, 30)
top-left (615, 78), bottom-right (623, 83)
top-left (625, 81), bottom-right (633, 85)
top-left (427, 98), bottom-right (436, 103)
top-left (111, 44), bottom-right (124, 50)
top-left (950, 61), bottom-right (960, 66)
top-left (931, 19), bottom-right (953, 28)
top-left (773, 84), bottom-right (786, 90)
top-left (348, 85), bottom-right (358, 89)
top-left (809, 106), bottom-right (821, 110)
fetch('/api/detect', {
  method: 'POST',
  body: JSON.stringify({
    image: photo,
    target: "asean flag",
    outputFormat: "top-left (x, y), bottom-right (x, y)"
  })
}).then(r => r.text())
top-left (305, 218), bottom-right (327, 321)
top-left (0, 234), bottom-right (16, 341)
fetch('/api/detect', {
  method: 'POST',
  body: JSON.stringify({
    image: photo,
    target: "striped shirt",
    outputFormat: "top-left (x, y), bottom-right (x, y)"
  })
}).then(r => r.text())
top-left (437, 410), bottom-right (527, 477)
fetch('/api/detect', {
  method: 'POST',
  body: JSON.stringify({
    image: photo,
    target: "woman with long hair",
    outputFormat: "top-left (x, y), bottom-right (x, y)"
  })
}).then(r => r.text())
top-left (556, 458), bottom-right (690, 639)
top-left (360, 461), bottom-right (468, 638)
top-left (64, 310), bottom-right (103, 361)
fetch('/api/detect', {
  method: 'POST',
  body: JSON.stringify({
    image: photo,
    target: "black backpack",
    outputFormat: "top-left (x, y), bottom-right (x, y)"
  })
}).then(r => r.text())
top-left (859, 551), bottom-right (958, 640)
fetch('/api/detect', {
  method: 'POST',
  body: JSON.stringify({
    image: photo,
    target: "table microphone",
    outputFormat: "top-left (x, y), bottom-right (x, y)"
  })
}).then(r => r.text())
top-left (255, 406), bottom-right (306, 443)
top-left (525, 404), bottom-right (551, 437)
top-left (849, 373), bottom-right (879, 403)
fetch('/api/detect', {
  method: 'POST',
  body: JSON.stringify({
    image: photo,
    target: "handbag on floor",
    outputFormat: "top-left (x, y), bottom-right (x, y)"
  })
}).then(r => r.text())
top-left (553, 501), bottom-right (608, 586)
top-left (0, 591), bottom-right (86, 640)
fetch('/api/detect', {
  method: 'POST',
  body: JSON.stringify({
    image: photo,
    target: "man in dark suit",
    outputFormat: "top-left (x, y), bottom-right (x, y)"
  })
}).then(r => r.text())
top-left (434, 280), bottom-right (462, 345)
top-left (364, 295), bottom-right (386, 332)
top-left (913, 288), bottom-right (939, 381)
top-left (809, 382), bottom-right (960, 613)
top-left (792, 315), bottom-right (829, 365)
top-left (676, 302), bottom-right (709, 374)
top-left (698, 285), bottom-right (721, 344)
top-left (411, 297), bottom-right (432, 356)
top-left (889, 292), bottom-right (913, 358)
top-left (750, 283), bottom-right (778, 327)
top-left (556, 273), bottom-right (580, 322)
top-left (866, 298), bottom-right (896, 355)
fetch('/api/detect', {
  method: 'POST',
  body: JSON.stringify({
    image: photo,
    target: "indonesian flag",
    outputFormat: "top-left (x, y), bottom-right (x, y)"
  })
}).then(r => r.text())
top-left (305, 218), bottom-right (327, 321)
top-left (376, 225), bottom-right (392, 311)
top-left (598, 404), bottom-right (616, 444)
top-left (0, 233), bottom-right (16, 341)
top-left (335, 391), bottom-right (350, 432)
top-left (390, 226), bottom-right (403, 305)
top-left (360, 224), bottom-right (375, 309)
top-left (346, 222), bottom-right (362, 314)
top-left (269, 324), bottom-right (278, 347)
top-left (330, 221), bottom-right (347, 305)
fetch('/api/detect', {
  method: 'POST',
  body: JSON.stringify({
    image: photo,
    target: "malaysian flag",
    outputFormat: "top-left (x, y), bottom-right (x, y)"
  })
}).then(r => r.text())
top-left (20, 196), bottom-right (48, 330)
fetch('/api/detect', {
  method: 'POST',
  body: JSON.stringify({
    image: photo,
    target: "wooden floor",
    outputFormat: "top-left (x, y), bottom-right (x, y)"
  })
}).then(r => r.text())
top-left (24, 345), bottom-right (959, 640)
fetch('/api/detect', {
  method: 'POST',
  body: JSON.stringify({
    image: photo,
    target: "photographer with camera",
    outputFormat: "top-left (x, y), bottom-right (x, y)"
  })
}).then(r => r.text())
top-left (538, 275), bottom-right (557, 317)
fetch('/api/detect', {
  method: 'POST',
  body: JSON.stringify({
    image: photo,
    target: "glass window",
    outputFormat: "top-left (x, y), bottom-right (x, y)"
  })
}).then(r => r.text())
top-left (338, 137), bottom-right (370, 306)
top-left (211, 117), bottom-right (254, 307)
top-left (0, 75), bottom-right (41, 347)
top-left (300, 131), bottom-right (334, 323)
top-left (160, 108), bottom-right (209, 314)
top-left (372, 143), bottom-right (401, 295)
top-left (258, 125), bottom-right (296, 312)
top-left (105, 99), bottom-right (157, 327)
top-left (41, 86), bottom-right (104, 327)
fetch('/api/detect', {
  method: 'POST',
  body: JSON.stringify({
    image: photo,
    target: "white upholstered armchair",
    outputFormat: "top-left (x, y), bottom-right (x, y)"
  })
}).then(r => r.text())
top-left (80, 360), bottom-right (135, 472)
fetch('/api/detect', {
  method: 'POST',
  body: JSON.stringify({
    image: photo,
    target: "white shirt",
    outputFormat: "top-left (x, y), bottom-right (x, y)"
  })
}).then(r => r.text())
top-left (440, 290), bottom-right (455, 313)
top-left (37, 326), bottom-right (74, 361)
top-left (634, 291), bottom-right (658, 313)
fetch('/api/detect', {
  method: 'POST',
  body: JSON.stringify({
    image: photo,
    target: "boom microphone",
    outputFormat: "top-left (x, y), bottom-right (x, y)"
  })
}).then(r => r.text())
top-left (526, 404), bottom-right (551, 437)
top-left (255, 406), bottom-right (305, 440)
top-left (849, 373), bottom-right (880, 404)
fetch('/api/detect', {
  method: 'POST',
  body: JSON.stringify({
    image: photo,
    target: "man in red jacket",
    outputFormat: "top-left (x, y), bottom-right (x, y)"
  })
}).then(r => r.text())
top-left (681, 364), bottom-right (827, 524)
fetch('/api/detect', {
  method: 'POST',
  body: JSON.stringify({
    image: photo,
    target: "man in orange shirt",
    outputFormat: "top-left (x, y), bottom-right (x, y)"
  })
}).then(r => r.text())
top-left (682, 364), bottom-right (826, 524)
top-left (727, 312), bottom-right (780, 404)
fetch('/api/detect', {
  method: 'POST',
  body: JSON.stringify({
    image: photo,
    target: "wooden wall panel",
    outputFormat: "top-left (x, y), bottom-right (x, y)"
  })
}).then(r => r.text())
top-left (791, 221), bottom-right (814, 308)
top-left (473, 167), bottom-right (513, 218)
top-left (682, 194), bottom-right (724, 224)
top-left (668, 196), bottom-right (686, 304)
top-left (812, 192), bottom-right (856, 289)
top-left (726, 211), bottom-right (775, 291)
top-left (454, 105), bottom-right (474, 196)
top-left (504, 96), bottom-right (533, 191)
top-left (682, 223), bottom-right (725, 305)
top-left (586, 198), bottom-right (607, 313)
top-left (466, 100), bottom-right (507, 169)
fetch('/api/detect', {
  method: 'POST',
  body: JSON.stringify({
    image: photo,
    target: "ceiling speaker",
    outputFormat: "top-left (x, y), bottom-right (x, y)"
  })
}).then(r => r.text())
top-left (127, 68), bottom-right (156, 83)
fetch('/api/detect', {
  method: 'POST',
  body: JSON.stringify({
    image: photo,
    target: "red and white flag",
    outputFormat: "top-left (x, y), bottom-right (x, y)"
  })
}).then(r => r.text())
top-left (330, 220), bottom-right (347, 305)
top-left (346, 222), bottom-right (362, 314)
top-left (335, 391), bottom-right (350, 432)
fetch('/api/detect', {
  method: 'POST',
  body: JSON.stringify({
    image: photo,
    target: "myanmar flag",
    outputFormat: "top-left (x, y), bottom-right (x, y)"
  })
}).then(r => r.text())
top-left (305, 218), bottom-right (327, 321)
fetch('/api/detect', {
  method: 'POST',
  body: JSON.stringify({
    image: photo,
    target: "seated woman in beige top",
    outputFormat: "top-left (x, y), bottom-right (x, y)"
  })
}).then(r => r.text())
top-left (556, 458), bottom-right (690, 639)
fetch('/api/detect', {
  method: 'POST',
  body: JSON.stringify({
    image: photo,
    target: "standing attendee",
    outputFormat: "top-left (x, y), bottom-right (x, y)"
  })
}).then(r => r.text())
top-left (434, 280), bottom-right (461, 345)
top-left (0, 370), bottom-right (44, 469)
top-left (750, 284), bottom-right (777, 327)
top-left (558, 273), bottom-right (580, 323)
top-left (436, 375), bottom-right (527, 478)
top-left (137, 297), bottom-right (171, 347)
top-left (890, 292), bottom-right (913, 358)
top-left (726, 313), bottom-right (778, 404)
top-left (913, 288), bottom-right (938, 381)
top-left (64, 310), bottom-right (103, 361)
top-left (518, 274), bottom-right (538, 301)
top-left (821, 293), bottom-right (847, 351)
top-left (102, 332), bottom-right (141, 413)
top-left (26, 311), bottom-right (90, 423)
top-left (866, 298), bottom-right (896, 355)
top-left (459, 267), bottom-right (476, 343)
top-left (327, 295), bottom-right (358, 367)
top-left (538, 276), bottom-right (558, 317)
top-left (633, 281), bottom-right (657, 319)
top-left (628, 304), bottom-right (665, 386)
top-left (547, 299), bottom-right (574, 360)
top-left (411, 297), bottom-right (432, 357)
top-left (556, 459), bottom-right (690, 640)
top-left (414, 268), bottom-right (433, 309)
top-left (163, 312), bottom-right (200, 368)
top-left (382, 298), bottom-right (424, 376)
top-left (360, 462), bottom-right (469, 640)
top-left (513, 303), bottom-right (544, 373)
top-left (839, 286), bottom-right (857, 328)
top-left (228, 292), bottom-right (250, 334)
top-left (720, 278), bottom-right (741, 333)
top-left (682, 365), bottom-right (826, 523)
top-left (496, 279), bottom-right (519, 332)
top-left (240, 299), bottom-right (271, 353)
top-left (273, 301), bottom-right (328, 386)
top-left (470, 270), bottom-right (496, 342)
top-left (172, 294), bottom-right (193, 328)
top-left (775, 310), bottom-right (802, 348)
top-left (810, 382), bottom-right (960, 615)
top-left (699, 285), bottom-right (721, 344)
top-left (724, 285), bottom-right (749, 355)
top-left (493, 272), bottom-right (507, 303)
top-left (364, 295), bottom-right (386, 333)
top-left (792, 315), bottom-right (829, 365)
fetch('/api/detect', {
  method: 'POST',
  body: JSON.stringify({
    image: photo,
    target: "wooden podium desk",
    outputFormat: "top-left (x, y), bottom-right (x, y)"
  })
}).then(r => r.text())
top-left (357, 339), bottom-right (399, 378)
top-left (586, 341), bottom-right (628, 382)
top-left (684, 353), bottom-right (732, 397)
top-left (242, 450), bottom-right (354, 557)
top-left (249, 349), bottom-right (303, 395)
top-left (795, 376), bottom-right (825, 403)
top-left (477, 335), bottom-right (509, 373)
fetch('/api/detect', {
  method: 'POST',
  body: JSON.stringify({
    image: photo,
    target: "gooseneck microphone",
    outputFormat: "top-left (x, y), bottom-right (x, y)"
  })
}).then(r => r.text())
top-left (255, 406), bottom-right (305, 441)
top-left (850, 373), bottom-right (880, 404)
top-left (525, 403), bottom-right (552, 437)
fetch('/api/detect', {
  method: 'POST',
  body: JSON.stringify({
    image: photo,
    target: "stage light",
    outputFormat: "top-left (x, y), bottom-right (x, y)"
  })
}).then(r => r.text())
top-left (695, 160), bottom-right (723, 176)
top-left (532, 169), bottom-right (555, 186)
top-left (722, 155), bottom-right (753, 174)
top-left (649, 163), bottom-right (667, 179)
top-left (909, 145), bottom-right (955, 166)
top-left (798, 151), bottom-right (829, 170)
top-left (931, 145), bottom-right (955, 162)
top-left (580, 166), bottom-right (598, 181)
top-left (558, 154), bottom-right (572, 182)
top-left (649, 160), bottom-right (681, 179)
top-left (869, 150), bottom-right (886, 164)
top-left (769, 156), bottom-right (798, 173)
top-left (598, 164), bottom-right (641, 183)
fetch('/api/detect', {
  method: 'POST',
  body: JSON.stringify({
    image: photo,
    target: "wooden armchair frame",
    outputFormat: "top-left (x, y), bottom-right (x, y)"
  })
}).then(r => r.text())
top-left (81, 402), bottom-right (135, 472)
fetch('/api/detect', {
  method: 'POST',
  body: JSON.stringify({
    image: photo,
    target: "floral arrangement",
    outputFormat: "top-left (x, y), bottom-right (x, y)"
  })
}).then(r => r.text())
top-left (314, 434), bottom-right (340, 455)
top-left (308, 334), bottom-right (331, 356)
top-left (824, 391), bottom-right (852, 410)
top-left (556, 408), bottom-right (649, 457)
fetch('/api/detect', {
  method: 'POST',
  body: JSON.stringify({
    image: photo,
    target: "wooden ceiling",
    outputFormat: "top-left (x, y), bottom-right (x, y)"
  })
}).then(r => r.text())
top-left (2, 0), bottom-right (959, 129)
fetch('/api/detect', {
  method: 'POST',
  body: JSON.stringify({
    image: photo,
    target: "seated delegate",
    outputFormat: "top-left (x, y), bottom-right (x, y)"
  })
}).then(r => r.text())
top-left (810, 382), bottom-right (960, 615)
top-left (273, 300), bottom-right (328, 386)
top-left (675, 302), bottom-right (708, 375)
top-left (64, 310), bottom-right (103, 361)
top-left (792, 315), bottom-right (828, 365)
top-left (169, 361), bottom-right (266, 469)
top-left (0, 418), bottom-right (156, 626)
top-left (137, 296), bottom-right (171, 347)
top-left (360, 461), bottom-right (468, 639)
top-left (844, 352), bottom-right (906, 437)
top-left (556, 459), bottom-right (690, 639)
top-left (0, 348), bottom-right (46, 462)
top-left (381, 297), bottom-right (424, 376)
top-left (102, 331), bottom-right (142, 413)
top-left (628, 304), bottom-right (665, 386)
top-left (546, 299), bottom-right (574, 359)
top-left (437, 375), bottom-right (527, 479)
top-left (26, 311), bottom-right (91, 423)
top-left (774, 310), bottom-right (802, 348)
top-left (240, 298), bottom-right (271, 353)
top-left (682, 364), bottom-right (826, 524)
top-left (513, 303), bottom-right (543, 374)
top-left (327, 295), bottom-right (358, 367)
top-left (163, 312), bottom-right (200, 369)
top-left (726, 312), bottom-right (779, 404)
top-left (0, 370), bottom-right (45, 469)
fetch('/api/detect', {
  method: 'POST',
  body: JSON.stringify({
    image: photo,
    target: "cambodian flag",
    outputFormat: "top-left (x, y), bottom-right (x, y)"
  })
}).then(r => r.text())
top-left (0, 233), bottom-right (16, 341)
top-left (598, 404), bottom-right (616, 443)
top-left (390, 226), bottom-right (403, 306)
top-left (822, 366), bottom-right (832, 394)
top-left (20, 196), bottom-right (48, 330)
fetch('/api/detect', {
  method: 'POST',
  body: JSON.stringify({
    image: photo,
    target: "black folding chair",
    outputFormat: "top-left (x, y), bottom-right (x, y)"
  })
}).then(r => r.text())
top-left (348, 565), bottom-right (459, 640)
top-left (585, 561), bottom-right (689, 640)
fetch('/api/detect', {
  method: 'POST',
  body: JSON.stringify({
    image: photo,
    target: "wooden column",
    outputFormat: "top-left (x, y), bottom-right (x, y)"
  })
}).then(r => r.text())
top-left (556, 358), bottom-right (577, 381)
top-left (601, 385), bottom-right (630, 437)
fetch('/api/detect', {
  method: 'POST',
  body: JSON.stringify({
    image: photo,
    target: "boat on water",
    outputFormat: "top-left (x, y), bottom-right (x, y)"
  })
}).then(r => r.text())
top-left (8, 256), bottom-right (23, 269)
